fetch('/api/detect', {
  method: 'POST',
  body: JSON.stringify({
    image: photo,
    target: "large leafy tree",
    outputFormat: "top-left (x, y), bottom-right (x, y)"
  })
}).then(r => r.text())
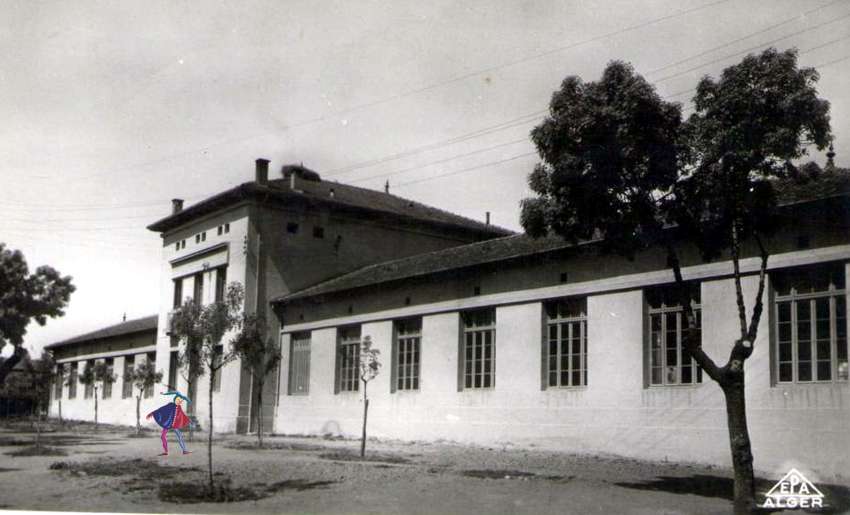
top-left (170, 282), bottom-right (244, 491)
top-left (0, 243), bottom-right (75, 385)
top-left (521, 48), bottom-right (830, 513)
top-left (231, 314), bottom-right (281, 448)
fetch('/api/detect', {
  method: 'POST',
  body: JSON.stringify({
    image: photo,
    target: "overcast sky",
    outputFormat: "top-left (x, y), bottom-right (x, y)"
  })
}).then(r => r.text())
top-left (2, 0), bottom-right (848, 356)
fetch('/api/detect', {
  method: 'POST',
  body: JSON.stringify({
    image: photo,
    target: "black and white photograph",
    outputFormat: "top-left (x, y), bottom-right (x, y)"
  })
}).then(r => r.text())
top-left (1, 1), bottom-right (849, 513)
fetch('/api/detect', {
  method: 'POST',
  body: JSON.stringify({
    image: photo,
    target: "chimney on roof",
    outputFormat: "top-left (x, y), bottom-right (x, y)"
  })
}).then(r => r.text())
top-left (385, 180), bottom-right (390, 194)
top-left (329, 188), bottom-right (335, 198)
top-left (255, 158), bottom-right (270, 185)
top-left (171, 198), bottom-right (184, 215)
top-left (486, 211), bottom-right (491, 225)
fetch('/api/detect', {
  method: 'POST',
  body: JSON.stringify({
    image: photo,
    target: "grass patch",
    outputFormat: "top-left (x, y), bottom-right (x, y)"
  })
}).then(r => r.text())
top-left (224, 440), bottom-right (327, 452)
top-left (462, 469), bottom-right (537, 480)
top-left (158, 479), bottom-right (265, 504)
top-left (319, 450), bottom-right (412, 464)
top-left (6, 446), bottom-right (67, 457)
top-left (50, 457), bottom-right (200, 480)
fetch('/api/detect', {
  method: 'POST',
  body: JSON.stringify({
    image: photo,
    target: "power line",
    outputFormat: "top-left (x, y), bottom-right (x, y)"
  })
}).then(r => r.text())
top-left (395, 152), bottom-right (537, 188)
top-left (646, 0), bottom-right (845, 75)
top-left (349, 138), bottom-right (530, 184)
top-left (25, 0), bottom-right (730, 183)
top-left (654, 11), bottom-right (850, 83)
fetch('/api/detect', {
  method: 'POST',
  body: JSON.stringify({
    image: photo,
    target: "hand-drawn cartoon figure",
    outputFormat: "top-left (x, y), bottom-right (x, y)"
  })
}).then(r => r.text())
top-left (146, 390), bottom-right (191, 456)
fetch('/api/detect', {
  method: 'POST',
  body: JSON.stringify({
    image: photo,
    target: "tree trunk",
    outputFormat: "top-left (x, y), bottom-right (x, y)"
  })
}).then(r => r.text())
top-left (722, 378), bottom-right (755, 514)
top-left (136, 396), bottom-right (142, 434)
top-left (34, 400), bottom-right (42, 449)
top-left (256, 379), bottom-right (264, 449)
top-left (208, 371), bottom-right (214, 491)
top-left (360, 381), bottom-right (368, 458)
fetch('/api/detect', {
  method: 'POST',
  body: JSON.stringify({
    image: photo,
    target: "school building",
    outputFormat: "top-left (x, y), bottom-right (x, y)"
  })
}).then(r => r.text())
top-left (47, 159), bottom-right (850, 478)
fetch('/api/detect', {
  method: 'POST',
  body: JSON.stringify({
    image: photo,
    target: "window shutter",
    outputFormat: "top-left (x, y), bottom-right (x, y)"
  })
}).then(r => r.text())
top-left (541, 306), bottom-right (548, 391)
top-left (390, 328), bottom-right (398, 394)
top-left (333, 333), bottom-right (341, 395)
top-left (457, 316), bottom-right (464, 392)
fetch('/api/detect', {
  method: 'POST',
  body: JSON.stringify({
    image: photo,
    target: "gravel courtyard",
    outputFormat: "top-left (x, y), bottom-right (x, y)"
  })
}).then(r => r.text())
top-left (0, 420), bottom-right (848, 514)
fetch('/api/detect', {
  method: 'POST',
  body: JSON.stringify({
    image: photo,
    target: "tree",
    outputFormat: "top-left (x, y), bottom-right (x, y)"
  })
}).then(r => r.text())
top-left (0, 243), bottom-right (74, 385)
top-left (358, 336), bottom-right (381, 458)
top-left (170, 282), bottom-right (244, 491)
top-left (78, 361), bottom-right (115, 429)
top-left (520, 49), bottom-right (830, 513)
top-left (25, 354), bottom-right (55, 448)
top-left (231, 314), bottom-right (281, 448)
top-left (126, 361), bottom-right (163, 434)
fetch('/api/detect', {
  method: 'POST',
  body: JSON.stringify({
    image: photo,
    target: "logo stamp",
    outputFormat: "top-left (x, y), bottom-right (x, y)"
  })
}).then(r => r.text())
top-left (761, 468), bottom-right (824, 509)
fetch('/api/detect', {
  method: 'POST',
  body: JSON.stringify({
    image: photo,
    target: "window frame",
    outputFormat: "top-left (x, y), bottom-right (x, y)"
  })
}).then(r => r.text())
top-left (772, 264), bottom-right (848, 384)
top-left (122, 355), bottom-right (135, 399)
top-left (646, 285), bottom-right (703, 387)
top-left (102, 358), bottom-right (114, 399)
top-left (460, 308), bottom-right (496, 390)
top-left (392, 318), bottom-right (422, 393)
top-left (336, 326), bottom-right (361, 393)
top-left (543, 297), bottom-right (588, 389)
top-left (288, 332), bottom-right (311, 395)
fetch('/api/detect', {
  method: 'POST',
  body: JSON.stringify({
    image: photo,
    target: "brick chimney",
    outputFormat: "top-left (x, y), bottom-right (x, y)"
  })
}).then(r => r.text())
top-left (171, 198), bottom-right (184, 215)
top-left (255, 158), bottom-right (270, 185)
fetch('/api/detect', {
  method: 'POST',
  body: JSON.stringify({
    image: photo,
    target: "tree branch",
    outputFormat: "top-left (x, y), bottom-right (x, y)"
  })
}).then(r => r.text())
top-left (730, 222), bottom-right (748, 340)
top-left (666, 245), bottom-right (723, 382)
top-left (746, 235), bottom-right (769, 343)
top-left (0, 345), bottom-right (28, 385)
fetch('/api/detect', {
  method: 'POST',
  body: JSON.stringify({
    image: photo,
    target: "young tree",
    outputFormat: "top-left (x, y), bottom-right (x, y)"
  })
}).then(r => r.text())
top-left (78, 361), bottom-right (116, 429)
top-left (0, 243), bottom-right (74, 385)
top-left (231, 314), bottom-right (281, 448)
top-left (170, 282), bottom-right (244, 491)
top-left (520, 49), bottom-right (830, 513)
top-left (126, 361), bottom-right (163, 434)
top-left (358, 336), bottom-right (381, 458)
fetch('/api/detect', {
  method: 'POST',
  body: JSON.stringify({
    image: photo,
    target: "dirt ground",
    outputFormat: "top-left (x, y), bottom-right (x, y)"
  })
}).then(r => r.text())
top-left (0, 418), bottom-right (848, 515)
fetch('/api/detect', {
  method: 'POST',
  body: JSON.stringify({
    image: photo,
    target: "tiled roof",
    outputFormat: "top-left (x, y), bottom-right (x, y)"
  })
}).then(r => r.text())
top-left (147, 170), bottom-right (514, 237)
top-left (276, 233), bottom-right (576, 302)
top-left (44, 315), bottom-right (158, 350)
top-left (276, 174), bottom-right (850, 303)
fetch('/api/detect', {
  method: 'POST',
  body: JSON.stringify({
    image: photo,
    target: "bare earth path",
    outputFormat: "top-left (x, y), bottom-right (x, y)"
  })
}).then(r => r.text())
top-left (0, 421), bottom-right (847, 514)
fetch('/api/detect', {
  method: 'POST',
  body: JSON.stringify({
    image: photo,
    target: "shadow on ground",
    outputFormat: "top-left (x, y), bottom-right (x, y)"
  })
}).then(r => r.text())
top-left (615, 474), bottom-right (850, 514)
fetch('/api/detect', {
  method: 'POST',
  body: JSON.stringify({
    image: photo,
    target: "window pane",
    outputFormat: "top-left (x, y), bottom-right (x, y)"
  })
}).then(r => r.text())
top-left (798, 361), bottom-right (812, 382)
top-left (817, 361), bottom-right (831, 381)
top-left (651, 367), bottom-right (662, 385)
top-left (779, 363), bottom-right (793, 382)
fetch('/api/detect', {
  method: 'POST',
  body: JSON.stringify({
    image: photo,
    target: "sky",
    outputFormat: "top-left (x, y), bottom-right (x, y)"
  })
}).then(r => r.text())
top-left (2, 0), bottom-right (849, 357)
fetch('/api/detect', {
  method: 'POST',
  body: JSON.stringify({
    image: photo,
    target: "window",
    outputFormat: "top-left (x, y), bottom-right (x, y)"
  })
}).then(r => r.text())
top-left (224, 223), bottom-right (230, 234)
top-left (54, 365), bottom-right (64, 400)
top-left (647, 284), bottom-right (702, 386)
top-left (336, 326), bottom-right (360, 392)
top-left (144, 352), bottom-right (156, 398)
top-left (168, 351), bottom-right (179, 390)
top-left (217, 226), bottom-right (222, 235)
top-left (313, 226), bottom-right (325, 239)
top-left (68, 363), bottom-right (78, 399)
top-left (461, 309), bottom-right (496, 389)
top-left (84, 360), bottom-right (94, 399)
top-left (214, 267), bottom-right (227, 302)
top-left (103, 358), bottom-right (114, 399)
top-left (122, 355), bottom-right (134, 399)
top-left (773, 263), bottom-right (848, 383)
top-left (211, 345), bottom-right (223, 392)
top-left (175, 240), bottom-right (186, 251)
top-left (195, 232), bottom-right (206, 243)
top-left (287, 222), bottom-right (299, 234)
top-left (393, 318), bottom-right (421, 392)
top-left (173, 277), bottom-right (183, 309)
top-left (289, 332), bottom-right (311, 395)
top-left (193, 272), bottom-right (204, 304)
top-left (544, 298), bottom-right (587, 388)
